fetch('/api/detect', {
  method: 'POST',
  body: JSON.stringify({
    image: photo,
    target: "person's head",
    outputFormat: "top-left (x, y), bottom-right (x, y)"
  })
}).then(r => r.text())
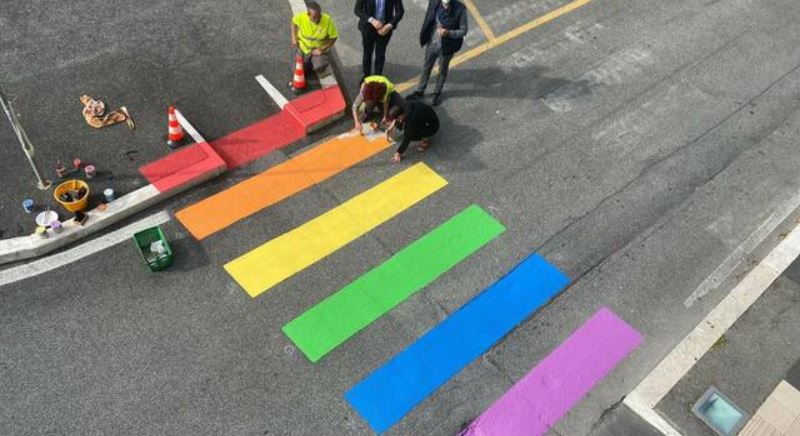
top-left (440, 0), bottom-right (451, 9)
top-left (388, 105), bottom-right (406, 122)
top-left (362, 82), bottom-right (387, 104)
top-left (307, 2), bottom-right (322, 23)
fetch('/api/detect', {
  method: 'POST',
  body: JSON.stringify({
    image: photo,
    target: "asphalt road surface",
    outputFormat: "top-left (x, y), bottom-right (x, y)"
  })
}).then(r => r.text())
top-left (3, 0), bottom-right (800, 435)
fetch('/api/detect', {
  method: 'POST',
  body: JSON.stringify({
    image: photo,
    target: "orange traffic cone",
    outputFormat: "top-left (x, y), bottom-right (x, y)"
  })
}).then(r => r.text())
top-left (167, 105), bottom-right (184, 148)
top-left (291, 54), bottom-right (307, 93)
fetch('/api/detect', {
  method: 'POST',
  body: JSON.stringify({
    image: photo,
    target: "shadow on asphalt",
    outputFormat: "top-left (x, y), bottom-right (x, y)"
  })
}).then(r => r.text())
top-left (167, 236), bottom-right (211, 272)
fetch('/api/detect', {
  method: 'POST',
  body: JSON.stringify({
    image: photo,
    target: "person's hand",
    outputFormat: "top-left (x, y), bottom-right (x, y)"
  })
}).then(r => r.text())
top-left (390, 152), bottom-right (402, 164)
top-left (311, 48), bottom-right (322, 56)
top-left (380, 116), bottom-right (390, 126)
top-left (371, 18), bottom-right (384, 30)
top-left (384, 127), bottom-right (395, 140)
top-left (378, 23), bottom-right (393, 36)
top-left (354, 121), bottom-right (363, 132)
top-left (436, 27), bottom-right (448, 37)
top-left (291, 40), bottom-right (298, 48)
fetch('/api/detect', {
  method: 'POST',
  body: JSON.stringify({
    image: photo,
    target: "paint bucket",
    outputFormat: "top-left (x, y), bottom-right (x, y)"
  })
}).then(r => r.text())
top-left (84, 165), bottom-right (96, 179)
top-left (103, 188), bottom-right (115, 202)
top-left (51, 219), bottom-right (63, 233)
top-left (53, 179), bottom-right (90, 212)
top-left (22, 199), bottom-right (34, 213)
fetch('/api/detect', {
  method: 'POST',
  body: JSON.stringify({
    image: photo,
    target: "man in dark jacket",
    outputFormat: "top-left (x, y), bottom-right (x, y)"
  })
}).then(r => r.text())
top-left (355, 0), bottom-right (405, 81)
top-left (385, 101), bottom-right (440, 164)
top-left (406, 0), bottom-right (468, 106)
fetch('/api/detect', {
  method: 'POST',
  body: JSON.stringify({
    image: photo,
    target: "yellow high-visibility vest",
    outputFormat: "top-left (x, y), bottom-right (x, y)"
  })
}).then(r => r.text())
top-left (363, 75), bottom-right (395, 103)
top-left (293, 12), bottom-right (338, 54)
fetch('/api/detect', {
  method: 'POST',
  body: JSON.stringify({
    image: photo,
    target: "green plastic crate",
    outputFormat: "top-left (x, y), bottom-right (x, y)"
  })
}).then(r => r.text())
top-left (133, 225), bottom-right (173, 271)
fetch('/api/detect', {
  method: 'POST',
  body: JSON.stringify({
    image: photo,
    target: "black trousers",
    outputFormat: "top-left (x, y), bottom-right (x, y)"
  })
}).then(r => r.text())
top-left (361, 27), bottom-right (392, 79)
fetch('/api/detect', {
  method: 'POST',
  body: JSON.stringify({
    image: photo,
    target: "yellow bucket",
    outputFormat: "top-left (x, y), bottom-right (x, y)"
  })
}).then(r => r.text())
top-left (54, 179), bottom-right (90, 212)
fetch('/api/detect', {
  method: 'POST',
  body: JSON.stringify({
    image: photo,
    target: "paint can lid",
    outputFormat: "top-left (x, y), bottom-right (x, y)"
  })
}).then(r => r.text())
top-left (103, 188), bottom-right (114, 195)
top-left (23, 199), bottom-right (34, 206)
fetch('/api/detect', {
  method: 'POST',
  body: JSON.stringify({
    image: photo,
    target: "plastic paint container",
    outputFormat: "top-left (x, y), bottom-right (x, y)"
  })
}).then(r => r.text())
top-left (22, 199), bottom-right (34, 213)
top-left (51, 220), bottom-right (63, 233)
top-left (103, 188), bottom-right (115, 202)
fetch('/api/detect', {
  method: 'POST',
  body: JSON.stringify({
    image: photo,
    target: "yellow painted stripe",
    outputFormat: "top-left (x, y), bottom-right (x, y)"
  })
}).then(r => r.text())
top-left (224, 163), bottom-right (448, 297)
top-left (396, 0), bottom-right (594, 93)
top-left (463, 0), bottom-right (496, 41)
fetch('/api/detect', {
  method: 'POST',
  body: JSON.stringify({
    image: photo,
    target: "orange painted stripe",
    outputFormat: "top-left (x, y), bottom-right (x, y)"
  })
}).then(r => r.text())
top-left (176, 133), bottom-right (393, 240)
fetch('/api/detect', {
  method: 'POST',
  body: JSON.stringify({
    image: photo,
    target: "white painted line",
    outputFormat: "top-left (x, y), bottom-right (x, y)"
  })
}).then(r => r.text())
top-left (0, 211), bottom-right (171, 287)
top-left (256, 74), bottom-right (289, 109)
top-left (174, 109), bottom-right (206, 144)
top-left (684, 189), bottom-right (800, 307)
top-left (624, 222), bottom-right (800, 434)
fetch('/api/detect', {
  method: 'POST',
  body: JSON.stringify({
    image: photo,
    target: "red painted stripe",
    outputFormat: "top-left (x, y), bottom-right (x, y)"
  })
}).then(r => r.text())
top-left (285, 86), bottom-right (346, 132)
top-left (138, 87), bottom-right (343, 192)
top-left (207, 110), bottom-right (305, 169)
top-left (139, 142), bottom-right (226, 193)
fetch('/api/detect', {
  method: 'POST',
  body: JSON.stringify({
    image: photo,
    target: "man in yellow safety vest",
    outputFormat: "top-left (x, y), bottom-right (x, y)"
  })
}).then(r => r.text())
top-left (290, 2), bottom-right (338, 87)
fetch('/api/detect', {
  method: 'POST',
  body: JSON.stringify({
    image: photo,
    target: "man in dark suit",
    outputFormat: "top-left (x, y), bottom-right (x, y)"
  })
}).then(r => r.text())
top-left (406, 0), bottom-right (468, 106)
top-left (355, 0), bottom-right (405, 81)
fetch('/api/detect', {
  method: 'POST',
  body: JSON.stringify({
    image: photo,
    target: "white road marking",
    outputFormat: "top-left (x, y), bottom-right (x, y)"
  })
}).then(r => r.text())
top-left (256, 74), bottom-right (289, 109)
top-left (0, 211), bottom-right (171, 288)
top-left (174, 109), bottom-right (206, 144)
top-left (624, 220), bottom-right (800, 435)
top-left (500, 22), bottom-right (604, 72)
top-left (684, 189), bottom-right (800, 307)
top-left (485, 0), bottom-right (570, 31)
top-left (541, 47), bottom-right (653, 113)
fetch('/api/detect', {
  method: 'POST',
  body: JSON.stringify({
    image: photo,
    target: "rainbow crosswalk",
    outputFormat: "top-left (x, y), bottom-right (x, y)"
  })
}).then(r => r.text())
top-left (176, 126), bottom-right (644, 434)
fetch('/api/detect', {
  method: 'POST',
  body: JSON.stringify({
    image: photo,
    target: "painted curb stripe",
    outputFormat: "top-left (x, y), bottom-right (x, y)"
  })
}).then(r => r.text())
top-left (210, 111), bottom-right (305, 170)
top-left (345, 253), bottom-right (570, 434)
top-left (224, 163), bottom-right (448, 297)
top-left (176, 134), bottom-right (392, 240)
top-left (283, 205), bottom-right (506, 362)
top-left (463, 307), bottom-right (642, 436)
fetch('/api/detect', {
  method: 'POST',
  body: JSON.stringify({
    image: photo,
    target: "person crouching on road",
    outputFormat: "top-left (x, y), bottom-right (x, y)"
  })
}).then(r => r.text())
top-left (385, 101), bottom-right (439, 164)
top-left (290, 2), bottom-right (338, 89)
top-left (351, 75), bottom-right (404, 131)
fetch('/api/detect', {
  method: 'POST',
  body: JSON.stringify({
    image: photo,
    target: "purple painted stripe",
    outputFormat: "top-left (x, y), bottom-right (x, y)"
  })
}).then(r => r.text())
top-left (462, 307), bottom-right (642, 436)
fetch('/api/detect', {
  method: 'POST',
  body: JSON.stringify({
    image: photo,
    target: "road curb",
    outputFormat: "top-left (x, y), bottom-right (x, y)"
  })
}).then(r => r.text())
top-left (624, 199), bottom-right (800, 435)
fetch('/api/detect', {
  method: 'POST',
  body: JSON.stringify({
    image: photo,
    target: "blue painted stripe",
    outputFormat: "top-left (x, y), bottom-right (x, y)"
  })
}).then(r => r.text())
top-left (344, 253), bottom-right (571, 434)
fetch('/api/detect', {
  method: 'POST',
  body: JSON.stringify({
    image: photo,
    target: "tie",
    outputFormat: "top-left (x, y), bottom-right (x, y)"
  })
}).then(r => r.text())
top-left (375, 0), bottom-right (385, 22)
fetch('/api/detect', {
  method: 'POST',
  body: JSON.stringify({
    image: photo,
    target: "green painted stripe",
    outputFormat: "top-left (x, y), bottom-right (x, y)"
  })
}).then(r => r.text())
top-left (282, 205), bottom-right (505, 362)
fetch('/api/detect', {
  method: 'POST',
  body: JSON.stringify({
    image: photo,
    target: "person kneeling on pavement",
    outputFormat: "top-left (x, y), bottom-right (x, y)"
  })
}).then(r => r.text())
top-left (290, 2), bottom-right (338, 88)
top-left (385, 101), bottom-right (439, 164)
top-left (351, 75), bottom-right (404, 131)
